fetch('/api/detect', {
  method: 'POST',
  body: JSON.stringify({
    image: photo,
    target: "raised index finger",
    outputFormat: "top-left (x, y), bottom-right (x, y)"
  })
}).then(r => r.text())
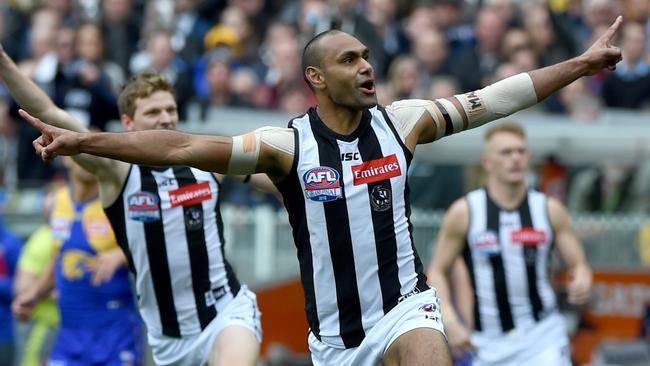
top-left (18, 109), bottom-right (47, 132)
top-left (601, 16), bottom-right (623, 45)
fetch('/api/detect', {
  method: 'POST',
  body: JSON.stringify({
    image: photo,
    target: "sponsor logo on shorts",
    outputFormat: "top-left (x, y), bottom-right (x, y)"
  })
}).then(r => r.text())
top-left (303, 166), bottom-right (342, 202)
top-left (419, 302), bottom-right (439, 313)
top-left (511, 228), bottom-right (546, 245)
top-left (168, 181), bottom-right (212, 207)
top-left (127, 191), bottom-right (160, 222)
top-left (471, 230), bottom-right (500, 254)
top-left (351, 154), bottom-right (401, 185)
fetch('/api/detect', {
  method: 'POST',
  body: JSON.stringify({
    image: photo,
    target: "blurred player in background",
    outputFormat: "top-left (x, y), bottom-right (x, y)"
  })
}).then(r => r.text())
top-left (427, 122), bottom-right (592, 366)
top-left (12, 191), bottom-right (59, 366)
top-left (0, 193), bottom-right (23, 366)
top-left (13, 156), bottom-right (143, 365)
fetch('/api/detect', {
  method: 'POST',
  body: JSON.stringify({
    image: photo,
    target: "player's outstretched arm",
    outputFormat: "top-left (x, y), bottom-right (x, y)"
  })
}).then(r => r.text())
top-left (0, 45), bottom-right (123, 184)
top-left (22, 110), bottom-right (286, 178)
top-left (402, 16), bottom-right (623, 146)
top-left (0, 44), bottom-right (85, 133)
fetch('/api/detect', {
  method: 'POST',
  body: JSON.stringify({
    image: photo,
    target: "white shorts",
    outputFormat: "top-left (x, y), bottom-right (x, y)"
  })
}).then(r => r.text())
top-left (308, 288), bottom-right (446, 366)
top-left (148, 285), bottom-right (262, 366)
top-left (471, 312), bottom-right (571, 366)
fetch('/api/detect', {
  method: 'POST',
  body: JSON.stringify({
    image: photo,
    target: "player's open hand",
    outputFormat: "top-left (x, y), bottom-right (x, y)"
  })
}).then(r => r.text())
top-left (19, 109), bottom-right (83, 162)
top-left (11, 289), bottom-right (39, 321)
top-left (445, 318), bottom-right (475, 359)
top-left (579, 16), bottom-right (623, 75)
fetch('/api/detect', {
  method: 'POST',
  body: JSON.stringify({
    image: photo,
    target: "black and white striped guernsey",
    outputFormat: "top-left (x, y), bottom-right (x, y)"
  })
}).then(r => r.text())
top-left (277, 106), bottom-right (429, 349)
top-left (104, 165), bottom-right (240, 338)
top-left (462, 187), bottom-right (557, 336)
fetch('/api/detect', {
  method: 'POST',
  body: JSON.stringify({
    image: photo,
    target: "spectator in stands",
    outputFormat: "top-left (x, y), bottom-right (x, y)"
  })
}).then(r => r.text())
top-left (259, 32), bottom-right (310, 110)
top-left (366, 0), bottom-right (409, 75)
top-left (317, 0), bottom-right (387, 75)
top-left (75, 22), bottom-right (125, 96)
top-left (522, 3), bottom-right (578, 68)
top-left (559, 78), bottom-right (602, 121)
top-left (218, 5), bottom-right (262, 66)
top-left (429, 0), bottom-right (474, 54)
top-left (0, 198), bottom-right (23, 366)
top-left (130, 30), bottom-right (194, 120)
top-left (384, 56), bottom-right (420, 102)
top-left (229, 67), bottom-right (265, 109)
top-left (199, 48), bottom-right (252, 119)
top-left (402, 3), bottom-right (436, 43)
top-left (99, 0), bottom-right (141, 75)
top-left (412, 28), bottom-right (452, 92)
top-left (170, 0), bottom-right (213, 69)
top-left (501, 28), bottom-right (534, 65)
top-left (49, 23), bottom-right (120, 131)
top-left (277, 0), bottom-right (328, 44)
top-left (13, 11), bottom-right (63, 185)
top-left (0, 91), bottom-right (18, 189)
top-left (602, 22), bottom-right (650, 110)
top-left (452, 7), bottom-right (506, 90)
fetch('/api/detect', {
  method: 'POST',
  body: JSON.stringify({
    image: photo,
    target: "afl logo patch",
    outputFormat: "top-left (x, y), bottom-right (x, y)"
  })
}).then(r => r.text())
top-left (303, 166), bottom-right (342, 202)
top-left (471, 230), bottom-right (500, 255)
top-left (127, 191), bottom-right (160, 222)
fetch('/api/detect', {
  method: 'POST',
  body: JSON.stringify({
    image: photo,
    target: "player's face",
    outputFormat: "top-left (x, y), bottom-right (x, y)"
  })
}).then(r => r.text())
top-left (320, 33), bottom-right (377, 109)
top-left (483, 132), bottom-right (529, 185)
top-left (125, 91), bottom-right (178, 131)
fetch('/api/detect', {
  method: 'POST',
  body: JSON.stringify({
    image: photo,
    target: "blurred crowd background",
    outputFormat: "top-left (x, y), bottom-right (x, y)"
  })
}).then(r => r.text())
top-left (0, 0), bottom-right (649, 365)
top-left (0, 0), bottom-right (646, 211)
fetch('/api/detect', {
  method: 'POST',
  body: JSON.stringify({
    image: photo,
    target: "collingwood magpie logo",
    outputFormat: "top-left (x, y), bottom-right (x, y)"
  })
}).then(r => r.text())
top-left (370, 186), bottom-right (392, 212)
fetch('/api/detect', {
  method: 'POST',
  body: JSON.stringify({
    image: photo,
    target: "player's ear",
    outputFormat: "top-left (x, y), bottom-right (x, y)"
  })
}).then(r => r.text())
top-left (306, 66), bottom-right (326, 90)
top-left (121, 114), bottom-right (135, 131)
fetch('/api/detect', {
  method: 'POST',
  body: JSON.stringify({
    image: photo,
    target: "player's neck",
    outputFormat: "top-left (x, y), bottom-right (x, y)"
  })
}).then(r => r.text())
top-left (486, 179), bottom-right (527, 210)
top-left (70, 179), bottom-right (99, 202)
top-left (315, 101), bottom-right (363, 136)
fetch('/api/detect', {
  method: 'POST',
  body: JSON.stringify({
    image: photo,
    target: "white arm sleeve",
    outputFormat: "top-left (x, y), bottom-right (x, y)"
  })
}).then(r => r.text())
top-left (384, 99), bottom-right (433, 141)
top-left (385, 73), bottom-right (539, 142)
top-left (454, 72), bottom-right (538, 129)
top-left (226, 126), bottom-right (295, 175)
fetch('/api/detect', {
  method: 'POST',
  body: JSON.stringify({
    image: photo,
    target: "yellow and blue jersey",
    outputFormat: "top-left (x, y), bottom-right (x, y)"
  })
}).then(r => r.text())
top-left (49, 186), bottom-right (136, 328)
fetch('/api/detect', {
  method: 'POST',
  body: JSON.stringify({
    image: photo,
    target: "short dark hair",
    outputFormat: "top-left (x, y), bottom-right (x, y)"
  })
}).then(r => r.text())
top-left (301, 29), bottom-right (343, 90)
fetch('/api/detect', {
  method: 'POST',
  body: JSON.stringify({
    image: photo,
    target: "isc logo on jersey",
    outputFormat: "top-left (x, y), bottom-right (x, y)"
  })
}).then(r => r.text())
top-left (303, 166), bottom-right (342, 202)
top-left (127, 192), bottom-right (161, 222)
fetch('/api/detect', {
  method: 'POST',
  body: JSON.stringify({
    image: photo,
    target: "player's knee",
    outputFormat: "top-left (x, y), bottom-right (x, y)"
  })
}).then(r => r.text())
top-left (383, 328), bottom-right (451, 366)
top-left (209, 326), bottom-right (259, 366)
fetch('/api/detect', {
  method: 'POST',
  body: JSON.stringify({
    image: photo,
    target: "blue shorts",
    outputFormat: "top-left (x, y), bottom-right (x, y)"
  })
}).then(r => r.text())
top-left (48, 311), bottom-right (143, 366)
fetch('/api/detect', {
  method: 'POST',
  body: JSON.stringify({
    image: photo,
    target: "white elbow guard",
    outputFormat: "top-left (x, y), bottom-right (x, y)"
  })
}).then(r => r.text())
top-left (228, 131), bottom-right (261, 175)
top-left (455, 73), bottom-right (538, 129)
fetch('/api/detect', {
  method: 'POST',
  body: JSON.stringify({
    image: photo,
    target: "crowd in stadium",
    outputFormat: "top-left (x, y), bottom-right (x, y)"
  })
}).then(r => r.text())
top-left (0, 0), bottom-right (646, 204)
top-left (0, 0), bottom-right (648, 365)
